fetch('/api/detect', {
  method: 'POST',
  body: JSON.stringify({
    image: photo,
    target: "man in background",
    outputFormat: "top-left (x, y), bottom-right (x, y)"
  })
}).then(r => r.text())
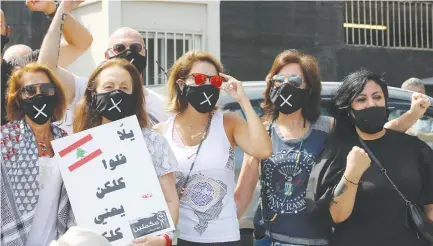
top-left (402, 77), bottom-right (426, 94)
top-left (3, 44), bottom-right (32, 62)
top-left (402, 77), bottom-right (433, 148)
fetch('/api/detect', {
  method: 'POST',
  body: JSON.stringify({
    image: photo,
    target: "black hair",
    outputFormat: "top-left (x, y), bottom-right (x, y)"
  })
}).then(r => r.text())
top-left (330, 69), bottom-right (389, 141)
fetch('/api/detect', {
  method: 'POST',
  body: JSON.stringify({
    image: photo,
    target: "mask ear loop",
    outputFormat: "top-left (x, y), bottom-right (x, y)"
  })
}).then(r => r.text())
top-left (176, 79), bottom-right (185, 95)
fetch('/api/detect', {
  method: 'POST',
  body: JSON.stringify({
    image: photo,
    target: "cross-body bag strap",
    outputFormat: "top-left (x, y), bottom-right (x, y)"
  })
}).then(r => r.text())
top-left (358, 137), bottom-right (411, 205)
top-left (177, 112), bottom-right (214, 197)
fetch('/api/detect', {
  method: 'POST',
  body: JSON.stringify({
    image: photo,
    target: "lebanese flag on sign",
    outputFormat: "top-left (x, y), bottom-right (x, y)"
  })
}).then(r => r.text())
top-left (58, 134), bottom-right (102, 172)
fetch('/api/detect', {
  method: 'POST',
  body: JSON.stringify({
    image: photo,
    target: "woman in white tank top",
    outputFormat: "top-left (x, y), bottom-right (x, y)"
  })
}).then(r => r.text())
top-left (154, 50), bottom-right (273, 246)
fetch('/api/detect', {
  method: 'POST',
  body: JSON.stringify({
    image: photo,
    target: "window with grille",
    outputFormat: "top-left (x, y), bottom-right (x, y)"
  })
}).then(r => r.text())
top-left (344, 0), bottom-right (433, 51)
top-left (141, 31), bottom-right (203, 85)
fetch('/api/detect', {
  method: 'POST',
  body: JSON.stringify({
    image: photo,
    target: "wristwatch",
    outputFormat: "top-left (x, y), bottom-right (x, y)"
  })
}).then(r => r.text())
top-left (46, 0), bottom-right (60, 19)
top-left (160, 233), bottom-right (172, 246)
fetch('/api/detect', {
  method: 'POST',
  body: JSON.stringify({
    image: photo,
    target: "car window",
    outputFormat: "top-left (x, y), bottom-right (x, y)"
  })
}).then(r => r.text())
top-left (388, 108), bottom-right (433, 149)
top-left (223, 100), bottom-right (264, 175)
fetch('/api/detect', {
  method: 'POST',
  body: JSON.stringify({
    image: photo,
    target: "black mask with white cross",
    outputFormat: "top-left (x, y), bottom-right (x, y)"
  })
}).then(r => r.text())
top-left (270, 83), bottom-right (309, 115)
top-left (19, 94), bottom-right (57, 125)
top-left (93, 90), bottom-right (135, 121)
top-left (182, 84), bottom-right (220, 114)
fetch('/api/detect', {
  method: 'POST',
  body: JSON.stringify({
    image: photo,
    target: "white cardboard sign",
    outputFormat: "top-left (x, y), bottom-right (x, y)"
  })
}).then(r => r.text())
top-left (51, 115), bottom-right (174, 245)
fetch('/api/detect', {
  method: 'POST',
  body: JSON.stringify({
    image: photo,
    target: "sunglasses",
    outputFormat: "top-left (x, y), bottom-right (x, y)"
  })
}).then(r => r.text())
top-left (183, 73), bottom-right (223, 88)
top-left (21, 83), bottom-right (56, 99)
top-left (105, 43), bottom-right (147, 58)
top-left (271, 75), bottom-right (304, 88)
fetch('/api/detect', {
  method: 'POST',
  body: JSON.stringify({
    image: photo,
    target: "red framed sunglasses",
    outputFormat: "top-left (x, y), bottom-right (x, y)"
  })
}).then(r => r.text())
top-left (183, 73), bottom-right (223, 88)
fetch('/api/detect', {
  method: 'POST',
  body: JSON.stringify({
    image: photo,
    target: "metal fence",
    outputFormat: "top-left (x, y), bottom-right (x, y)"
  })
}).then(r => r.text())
top-left (141, 31), bottom-right (203, 85)
top-left (344, 0), bottom-right (433, 51)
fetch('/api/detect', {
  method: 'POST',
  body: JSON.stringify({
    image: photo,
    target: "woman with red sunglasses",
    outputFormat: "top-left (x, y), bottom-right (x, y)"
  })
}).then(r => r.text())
top-left (153, 50), bottom-right (272, 246)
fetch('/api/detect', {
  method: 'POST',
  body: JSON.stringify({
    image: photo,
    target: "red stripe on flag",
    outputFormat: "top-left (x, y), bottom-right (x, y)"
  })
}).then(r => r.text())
top-left (68, 149), bottom-right (102, 172)
top-left (59, 134), bottom-right (93, 157)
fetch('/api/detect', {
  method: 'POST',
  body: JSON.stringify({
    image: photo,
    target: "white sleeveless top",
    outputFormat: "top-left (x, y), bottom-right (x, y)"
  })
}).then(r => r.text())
top-left (164, 110), bottom-right (240, 243)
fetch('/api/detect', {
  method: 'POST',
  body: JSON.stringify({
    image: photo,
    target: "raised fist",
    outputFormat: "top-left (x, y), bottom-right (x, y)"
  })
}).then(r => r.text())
top-left (345, 146), bottom-right (371, 181)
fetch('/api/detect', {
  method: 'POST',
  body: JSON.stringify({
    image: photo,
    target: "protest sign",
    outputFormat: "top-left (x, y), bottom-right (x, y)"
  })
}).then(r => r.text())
top-left (51, 115), bottom-right (174, 245)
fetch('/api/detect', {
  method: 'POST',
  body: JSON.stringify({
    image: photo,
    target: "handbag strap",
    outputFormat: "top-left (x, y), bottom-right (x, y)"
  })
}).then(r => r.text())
top-left (178, 112), bottom-right (214, 197)
top-left (358, 137), bottom-right (411, 205)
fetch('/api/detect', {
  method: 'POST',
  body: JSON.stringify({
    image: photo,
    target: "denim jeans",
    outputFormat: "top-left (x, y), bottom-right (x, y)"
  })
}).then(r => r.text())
top-left (254, 235), bottom-right (305, 246)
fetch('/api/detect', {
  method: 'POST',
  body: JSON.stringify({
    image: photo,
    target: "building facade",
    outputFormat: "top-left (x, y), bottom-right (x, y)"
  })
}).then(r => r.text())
top-left (220, 1), bottom-right (433, 89)
top-left (2, 0), bottom-right (432, 90)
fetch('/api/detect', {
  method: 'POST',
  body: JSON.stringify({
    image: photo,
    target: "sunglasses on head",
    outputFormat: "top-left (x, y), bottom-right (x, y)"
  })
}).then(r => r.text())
top-left (105, 43), bottom-right (146, 58)
top-left (271, 75), bottom-right (304, 88)
top-left (21, 83), bottom-right (56, 98)
top-left (183, 73), bottom-right (223, 88)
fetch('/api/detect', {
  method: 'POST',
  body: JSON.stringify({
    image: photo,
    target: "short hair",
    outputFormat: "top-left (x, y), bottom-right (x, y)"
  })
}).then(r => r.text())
top-left (401, 77), bottom-right (425, 91)
top-left (166, 50), bottom-right (224, 114)
top-left (6, 63), bottom-right (68, 122)
top-left (9, 49), bottom-right (40, 69)
top-left (3, 44), bottom-right (32, 62)
top-left (262, 50), bottom-right (322, 123)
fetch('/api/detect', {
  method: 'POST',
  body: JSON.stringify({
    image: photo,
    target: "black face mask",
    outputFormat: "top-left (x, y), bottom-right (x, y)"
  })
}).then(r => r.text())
top-left (19, 94), bottom-right (56, 125)
top-left (1, 35), bottom-right (9, 53)
top-left (182, 84), bottom-right (219, 114)
top-left (92, 90), bottom-right (135, 121)
top-left (351, 106), bottom-right (387, 134)
top-left (109, 49), bottom-right (147, 73)
top-left (270, 83), bottom-right (309, 115)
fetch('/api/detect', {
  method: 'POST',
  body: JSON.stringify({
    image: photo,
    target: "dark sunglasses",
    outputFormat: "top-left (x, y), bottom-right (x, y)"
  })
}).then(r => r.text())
top-left (271, 75), bottom-right (304, 88)
top-left (183, 73), bottom-right (223, 88)
top-left (105, 43), bottom-right (146, 58)
top-left (21, 83), bottom-right (56, 98)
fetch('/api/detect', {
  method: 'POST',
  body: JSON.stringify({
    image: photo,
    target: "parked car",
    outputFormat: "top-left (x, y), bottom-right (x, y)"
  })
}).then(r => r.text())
top-left (145, 81), bottom-right (433, 246)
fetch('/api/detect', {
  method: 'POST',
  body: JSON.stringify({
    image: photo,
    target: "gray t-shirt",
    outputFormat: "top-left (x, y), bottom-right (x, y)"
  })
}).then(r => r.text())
top-left (141, 128), bottom-right (178, 177)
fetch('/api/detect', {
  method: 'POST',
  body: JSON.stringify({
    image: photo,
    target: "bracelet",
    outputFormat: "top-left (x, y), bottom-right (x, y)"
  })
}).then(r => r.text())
top-left (343, 175), bottom-right (359, 185)
top-left (160, 233), bottom-right (172, 246)
top-left (46, 0), bottom-right (60, 19)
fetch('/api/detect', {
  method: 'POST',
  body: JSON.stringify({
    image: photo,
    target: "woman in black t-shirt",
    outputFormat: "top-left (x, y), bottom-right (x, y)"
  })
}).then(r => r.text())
top-left (318, 70), bottom-right (433, 246)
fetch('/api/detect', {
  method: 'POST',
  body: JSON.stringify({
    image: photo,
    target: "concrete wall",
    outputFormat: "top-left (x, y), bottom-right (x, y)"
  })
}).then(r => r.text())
top-left (220, 1), bottom-right (433, 88)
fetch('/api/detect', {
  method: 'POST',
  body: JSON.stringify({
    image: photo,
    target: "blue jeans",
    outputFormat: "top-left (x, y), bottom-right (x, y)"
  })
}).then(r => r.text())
top-left (254, 235), bottom-right (304, 246)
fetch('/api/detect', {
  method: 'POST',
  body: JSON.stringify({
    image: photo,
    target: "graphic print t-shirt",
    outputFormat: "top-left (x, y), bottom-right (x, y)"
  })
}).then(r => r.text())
top-left (254, 116), bottom-right (331, 245)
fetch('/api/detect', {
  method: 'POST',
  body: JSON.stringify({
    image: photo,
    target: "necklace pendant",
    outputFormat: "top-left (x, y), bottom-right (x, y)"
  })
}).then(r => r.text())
top-left (284, 182), bottom-right (293, 196)
top-left (190, 132), bottom-right (202, 140)
top-left (180, 188), bottom-right (185, 196)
